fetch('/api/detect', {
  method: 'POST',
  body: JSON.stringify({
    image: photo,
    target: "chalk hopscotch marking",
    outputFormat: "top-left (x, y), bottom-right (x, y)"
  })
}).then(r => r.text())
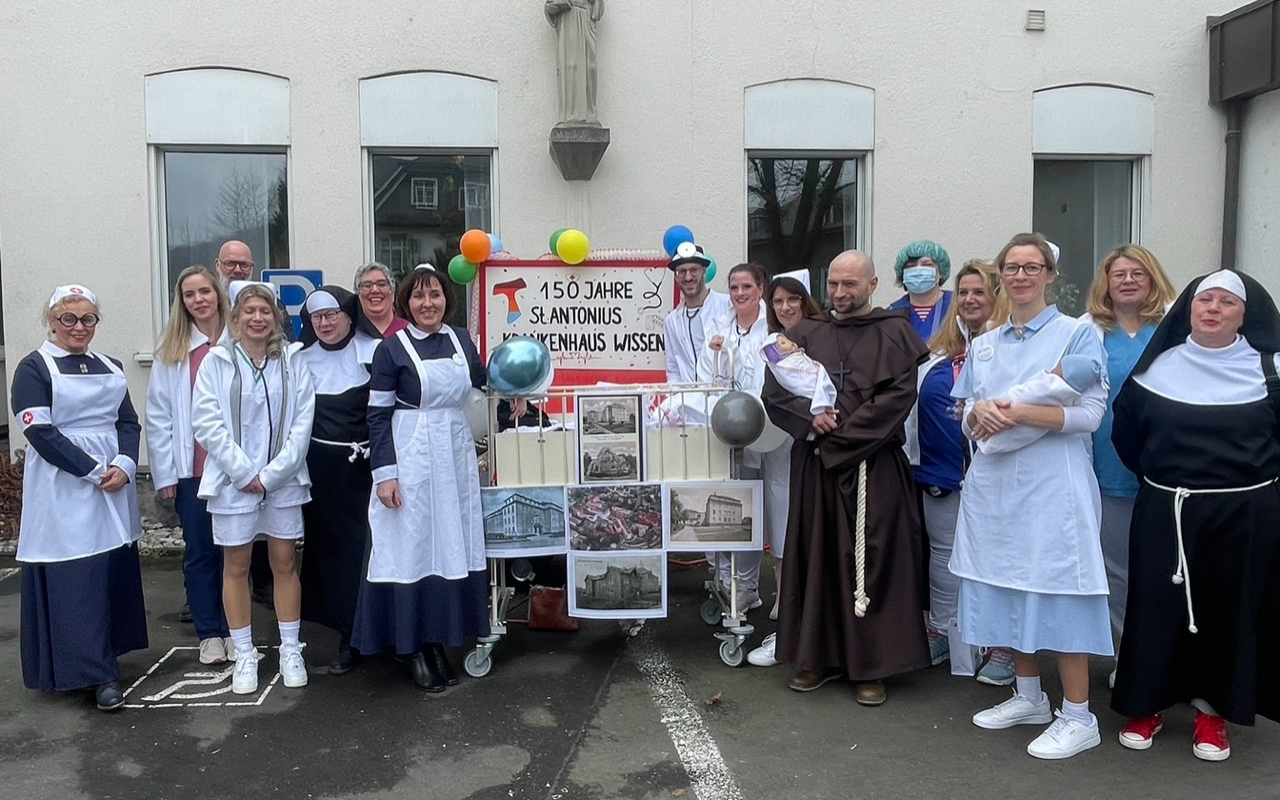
top-left (0, 568), bottom-right (18, 582)
top-left (123, 646), bottom-right (283, 708)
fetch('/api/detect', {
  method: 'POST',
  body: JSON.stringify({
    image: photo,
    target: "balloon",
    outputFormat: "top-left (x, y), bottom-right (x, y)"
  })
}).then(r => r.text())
top-left (549, 228), bottom-right (569, 253)
top-left (710, 390), bottom-right (765, 447)
top-left (488, 336), bottom-right (553, 397)
top-left (463, 388), bottom-right (489, 441)
top-left (487, 233), bottom-right (504, 253)
top-left (460, 229), bottom-right (492, 263)
top-left (555, 229), bottom-right (590, 265)
top-left (705, 255), bottom-right (718, 283)
top-left (448, 254), bottom-right (478, 284)
top-left (746, 415), bottom-right (790, 453)
top-left (663, 225), bottom-right (695, 257)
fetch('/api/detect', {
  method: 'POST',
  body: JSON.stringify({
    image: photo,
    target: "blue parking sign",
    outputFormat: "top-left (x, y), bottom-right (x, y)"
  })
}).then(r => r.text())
top-left (262, 270), bottom-right (325, 338)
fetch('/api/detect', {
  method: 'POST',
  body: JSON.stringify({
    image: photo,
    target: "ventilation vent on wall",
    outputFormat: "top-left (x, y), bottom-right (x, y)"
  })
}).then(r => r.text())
top-left (1026, 9), bottom-right (1047, 31)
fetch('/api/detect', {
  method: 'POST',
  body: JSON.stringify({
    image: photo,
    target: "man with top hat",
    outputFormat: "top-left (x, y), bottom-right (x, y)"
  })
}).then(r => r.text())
top-left (663, 242), bottom-right (732, 383)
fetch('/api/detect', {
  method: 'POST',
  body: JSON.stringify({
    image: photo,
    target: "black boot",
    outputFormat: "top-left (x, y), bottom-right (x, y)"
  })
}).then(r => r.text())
top-left (178, 603), bottom-right (193, 623)
top-left (408, 651), bottom-right (446, 693)
top-left (95, 681), bottom-right (125, 712)
top-left (429, 643), bottom-right (459, 686)
top-left (329, 636), bottom-right (355, 676)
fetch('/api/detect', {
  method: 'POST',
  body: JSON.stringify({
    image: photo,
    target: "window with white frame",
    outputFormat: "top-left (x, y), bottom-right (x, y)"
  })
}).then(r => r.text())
top-left (410, 177), bottom-right (438, 210)
top-left (1031, 84), bottom-right (1153, 315)
top-left (146, 68), bottom-right (292, 314)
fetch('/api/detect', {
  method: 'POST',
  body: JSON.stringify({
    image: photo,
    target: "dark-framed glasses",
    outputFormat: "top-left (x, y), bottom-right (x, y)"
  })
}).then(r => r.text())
top-left (309, 310), bottom-right (342, 324)
top-left (56, 313), bottom-right (99, 328)
top-left (220, 259), bottom-right (255, 272)
top-left (1000, 262), bottom-right (1046, 276)
top-left (357, 279), bottom-right (391, 292)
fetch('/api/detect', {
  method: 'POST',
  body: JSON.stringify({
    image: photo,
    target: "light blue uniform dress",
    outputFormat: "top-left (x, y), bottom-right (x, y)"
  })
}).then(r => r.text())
top-left (949, 306), bottom-right (1115, 656)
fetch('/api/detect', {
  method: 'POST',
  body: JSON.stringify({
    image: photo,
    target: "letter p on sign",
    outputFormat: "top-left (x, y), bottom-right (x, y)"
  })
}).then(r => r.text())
top-left (262, 269), bottom-right (325, 338)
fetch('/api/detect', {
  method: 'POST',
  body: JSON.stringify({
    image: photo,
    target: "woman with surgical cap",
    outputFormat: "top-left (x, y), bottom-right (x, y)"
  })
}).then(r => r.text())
top-left (890, 240), bottom-right (954, 343)
top-left (1110, 269), bottom-right (1280, 762)
top-left (13, 284), bottom-right (147, 712)
top-left (292, 286), bottom-right (380, 675)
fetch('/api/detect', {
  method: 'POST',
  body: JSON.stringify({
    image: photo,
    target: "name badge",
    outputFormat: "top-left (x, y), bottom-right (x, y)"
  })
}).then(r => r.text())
top-left (452, 353), bottom-right (466, 366)
top-left (976, 345), bottom-right (995, 362)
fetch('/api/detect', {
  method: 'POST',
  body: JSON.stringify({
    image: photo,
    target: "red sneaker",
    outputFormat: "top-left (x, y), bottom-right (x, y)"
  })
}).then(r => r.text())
top-left (1193, 711), bottom-right (1231, 762)
top-left (1118, 714), bottom-right (1163, 750)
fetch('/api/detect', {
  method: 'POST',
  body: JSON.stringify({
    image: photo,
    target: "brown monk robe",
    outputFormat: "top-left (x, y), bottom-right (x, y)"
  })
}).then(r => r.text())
top-left (762, 252), bottom-right (930, 702)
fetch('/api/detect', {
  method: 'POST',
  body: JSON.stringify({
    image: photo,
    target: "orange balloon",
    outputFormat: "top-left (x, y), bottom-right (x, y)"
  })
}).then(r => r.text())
top-left (460, 229), bottom-right (492, 263)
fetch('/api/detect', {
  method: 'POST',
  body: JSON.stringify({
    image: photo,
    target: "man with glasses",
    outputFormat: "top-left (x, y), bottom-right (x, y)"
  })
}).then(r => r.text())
top-left (352, 262), bottom-right (408, 338)
top-left (662, 243), bottom-right (732, 383)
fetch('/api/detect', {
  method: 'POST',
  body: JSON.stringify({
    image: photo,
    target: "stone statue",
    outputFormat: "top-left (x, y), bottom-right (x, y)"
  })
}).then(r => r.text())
top-left (544, 0), bottom-right (604, 125)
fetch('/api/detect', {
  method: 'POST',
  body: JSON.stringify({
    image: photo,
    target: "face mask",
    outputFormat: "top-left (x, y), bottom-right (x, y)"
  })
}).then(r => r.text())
top-left (902, 266), bottom-right (938, 295)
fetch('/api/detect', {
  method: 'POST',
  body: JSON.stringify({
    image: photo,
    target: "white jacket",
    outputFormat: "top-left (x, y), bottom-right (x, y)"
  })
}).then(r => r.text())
top-left (145, 326), bottom-right (229, 490)
top-left (192, 343), bottom-right (315, 512)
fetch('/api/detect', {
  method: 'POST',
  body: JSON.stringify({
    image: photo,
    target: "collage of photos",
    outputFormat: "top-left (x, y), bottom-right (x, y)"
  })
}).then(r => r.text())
top-left (577, 395), bottom-right (642, 483)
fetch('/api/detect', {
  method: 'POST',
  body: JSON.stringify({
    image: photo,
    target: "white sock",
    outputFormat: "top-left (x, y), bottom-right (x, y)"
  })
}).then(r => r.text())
top-left (1015, 675), bottom-right (1045, 704)
top-left (1191, 698), bottom-right (1220, 717)
top-left (1061, 698), bottom-right (1097, 727)
top-left (278, 619), bottom-right (301, 652)
top-left (231, 626), bottom-right (254, 657)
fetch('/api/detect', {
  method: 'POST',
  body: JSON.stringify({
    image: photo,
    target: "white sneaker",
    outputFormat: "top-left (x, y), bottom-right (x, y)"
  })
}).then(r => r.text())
top-left (232, 647), bottom-right (261, 694)
top-left (769, 595), bottom-right (779, 621)
top-left (224, 637), bottom-right (238, 661)
top-left (1026, 711), bottom-right (1102, 760)
top-left (279, 643), bottom-right (308, 688)
top-left (734, 588), bottom-right (763, 616)
top-left (198, 637), bottom-right (228, 665)
top-left (747, 633), bottom-right (779, 667)
top-left (972, 690), bottom-right (1054, 730)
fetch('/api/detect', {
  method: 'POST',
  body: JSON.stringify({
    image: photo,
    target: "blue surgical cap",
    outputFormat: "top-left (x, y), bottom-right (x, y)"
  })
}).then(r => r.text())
top-left (894, 240), bottom-right (952, 284)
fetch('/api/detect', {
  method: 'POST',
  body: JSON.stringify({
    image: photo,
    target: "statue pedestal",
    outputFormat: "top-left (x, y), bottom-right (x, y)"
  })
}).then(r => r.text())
top-left (549, 124), bottom-right (610, 181)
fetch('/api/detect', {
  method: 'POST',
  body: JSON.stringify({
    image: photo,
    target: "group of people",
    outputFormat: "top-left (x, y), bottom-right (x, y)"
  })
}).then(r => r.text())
top-left (663, 234), bottom-right (1280, 762)
top-left (13, 232), bottom-right (1279, 767)
top-left (15, 241), bottom-right (489, 712)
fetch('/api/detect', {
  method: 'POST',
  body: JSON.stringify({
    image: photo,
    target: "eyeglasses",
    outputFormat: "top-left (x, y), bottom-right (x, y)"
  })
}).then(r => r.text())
top-left (309, 310), bottom-right (342, 324)
top-left (357, 279), bottom-right (391, 292)
top-left (56, 313), bottom-right (99, 328)
top-left (1109, 269), bottom-right (1149, 283)
top-left (1000, 263), bottom-right (1046, 276)
top-left (771, 296), bottom-right (803, 307)
top-left (219, 259), bottom-right (255, 272)
top-left (674, 267), bottom-right (704, 278)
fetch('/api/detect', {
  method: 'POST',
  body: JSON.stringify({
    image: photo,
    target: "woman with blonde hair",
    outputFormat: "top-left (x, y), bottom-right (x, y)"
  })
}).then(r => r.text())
top-left (1080, 245), bottom-right (1176, 669)
top-left (146, 265), bottom-right (234, 666)
top-left (14, 284), bottom-right (146, 712)
top-left (192, 282), bottom-right (315, 695)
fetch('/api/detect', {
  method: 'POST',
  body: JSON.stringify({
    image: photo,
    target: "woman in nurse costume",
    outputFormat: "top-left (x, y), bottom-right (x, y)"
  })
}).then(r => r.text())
top-left (14, 284), bottom-right (147, 712)
top-left (293, 285), bottom-right (379, 675)
top-left (192, 281), bottom-right (316, 695)
top-left (352, 265), bottom-right (489, 693)
top-left (950, 232), bottom-right (1112, 760)
top-left (146, 265), bottom-right (234, 666)
top-left (1110, 270), bottom-right (1280, 761)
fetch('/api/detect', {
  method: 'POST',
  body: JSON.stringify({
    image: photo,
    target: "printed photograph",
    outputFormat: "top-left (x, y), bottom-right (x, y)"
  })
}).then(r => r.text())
top-left (481, 485), bottom-right (569, 558)
top-left (664, 480), bottom-right (764, 552)
top-left (566, 483), bottom-right (664, 551)
top-left (580, 441), bottom-right (640, 483)
top-left (569, 553), bottom-right (667, 619)
top-left (578, 396), bottom-right (640, 436)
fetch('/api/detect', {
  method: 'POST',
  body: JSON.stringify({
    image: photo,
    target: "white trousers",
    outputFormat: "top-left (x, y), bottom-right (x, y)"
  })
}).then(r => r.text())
top-left (709, 449), bottom-right (790, 593)
top-left (922, 490), bottom-right (961, 632)
top-left (1099, 494), bottom-right (1134, 640)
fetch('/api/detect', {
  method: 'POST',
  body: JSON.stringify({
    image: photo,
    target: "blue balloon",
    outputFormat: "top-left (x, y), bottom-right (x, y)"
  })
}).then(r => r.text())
top-left (488, 233), bottom-right (504, 254)
top-left (487, 336), bottom-right (553, 396)
top-left (662, 225), bottom-right (695, 257)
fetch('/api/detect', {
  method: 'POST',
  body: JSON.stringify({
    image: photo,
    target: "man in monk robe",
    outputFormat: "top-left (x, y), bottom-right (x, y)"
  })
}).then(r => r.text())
top-left (761, 250), bottom-right (931, 706)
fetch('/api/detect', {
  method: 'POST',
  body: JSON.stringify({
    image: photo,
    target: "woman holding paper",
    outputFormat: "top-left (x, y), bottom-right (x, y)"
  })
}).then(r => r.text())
top-left (949, 232), bottom-right (1111, 760)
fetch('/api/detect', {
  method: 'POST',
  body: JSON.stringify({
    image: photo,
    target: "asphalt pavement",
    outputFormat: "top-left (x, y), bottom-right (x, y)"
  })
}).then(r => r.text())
top-left (1, 559), bottom-right (1278, 800)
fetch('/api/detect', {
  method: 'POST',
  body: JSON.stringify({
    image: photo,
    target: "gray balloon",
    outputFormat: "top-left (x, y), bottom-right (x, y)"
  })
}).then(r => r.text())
top-left (710, 390), bottom-right (765, 447)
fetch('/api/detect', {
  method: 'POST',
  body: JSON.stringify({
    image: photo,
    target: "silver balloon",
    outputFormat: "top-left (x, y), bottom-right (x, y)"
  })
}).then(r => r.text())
top-left (487, 336), bottom-right (553, 396)
top-left (710, 390), bottom-right (766, 447)
top-left (747, 414), bottom-right (790, 453)
top-left (462, 388), bottom-right (489, 441)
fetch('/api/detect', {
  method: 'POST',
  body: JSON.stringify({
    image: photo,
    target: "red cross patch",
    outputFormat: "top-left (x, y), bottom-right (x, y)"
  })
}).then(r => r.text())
top-left (21, 411), bottom-right (33, 426)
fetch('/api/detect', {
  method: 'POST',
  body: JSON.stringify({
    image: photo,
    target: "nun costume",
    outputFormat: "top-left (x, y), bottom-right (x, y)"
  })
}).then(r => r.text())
top-left (1110, 270), bottom-right (1280, 760)
top-left (292, 286), bottom-right (379, 673)
top-left (14, 284), bottom-right (147, 711)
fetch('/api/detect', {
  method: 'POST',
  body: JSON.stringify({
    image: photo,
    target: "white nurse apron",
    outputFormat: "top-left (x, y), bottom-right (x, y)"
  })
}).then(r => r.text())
top-left (950, 318), bottom-right (1107, 596)
top-left (366, 328), bottom-right (485, 583)
top-left (17, 350), bottom-right (141, 563)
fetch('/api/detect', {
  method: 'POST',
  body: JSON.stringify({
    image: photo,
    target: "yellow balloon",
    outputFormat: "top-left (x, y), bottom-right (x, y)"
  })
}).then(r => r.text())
top-left (555, 229), bottom-right (590, 265)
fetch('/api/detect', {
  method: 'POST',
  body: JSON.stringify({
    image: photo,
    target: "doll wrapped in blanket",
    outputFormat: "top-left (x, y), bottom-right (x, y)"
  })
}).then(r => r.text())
top-left (759, 333), bottom-right (838, 414)
top-left (972, 353), bottom-right (1104, 454)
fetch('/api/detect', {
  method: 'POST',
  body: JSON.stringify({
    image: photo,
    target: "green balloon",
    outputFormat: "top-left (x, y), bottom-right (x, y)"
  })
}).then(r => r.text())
top-left (705, 256), bottom-right (718, 283)
top-left (448, 254), bottom-right (478, 284)
top-left (549, 228), bottom-right (569, 253)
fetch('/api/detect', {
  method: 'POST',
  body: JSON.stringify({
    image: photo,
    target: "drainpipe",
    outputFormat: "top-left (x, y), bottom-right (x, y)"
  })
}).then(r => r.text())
top-left (1221, 100), bottom-right (1245, 271)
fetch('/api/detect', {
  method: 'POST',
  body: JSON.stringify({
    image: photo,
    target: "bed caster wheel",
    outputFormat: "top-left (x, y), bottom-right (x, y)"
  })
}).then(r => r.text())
top-left (463, 649), bottom-right (492, 678)
top-left (700, 599), bottom-right (722, 626)
top-left (719, 640), bottom-right (745, 667)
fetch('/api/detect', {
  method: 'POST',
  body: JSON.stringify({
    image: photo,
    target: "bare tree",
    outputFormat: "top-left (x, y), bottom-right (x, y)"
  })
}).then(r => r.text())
top-left (213, 167), bottom-right (267, 235)
top-left (748, 157), bottom-right (854, 279)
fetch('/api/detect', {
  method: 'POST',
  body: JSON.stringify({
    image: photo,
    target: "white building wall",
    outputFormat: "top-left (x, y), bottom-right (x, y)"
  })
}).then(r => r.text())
top-left (1239, 90), bottom-right (1280, 273)
top-left (0, 0), bottom-right (1267, 457)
